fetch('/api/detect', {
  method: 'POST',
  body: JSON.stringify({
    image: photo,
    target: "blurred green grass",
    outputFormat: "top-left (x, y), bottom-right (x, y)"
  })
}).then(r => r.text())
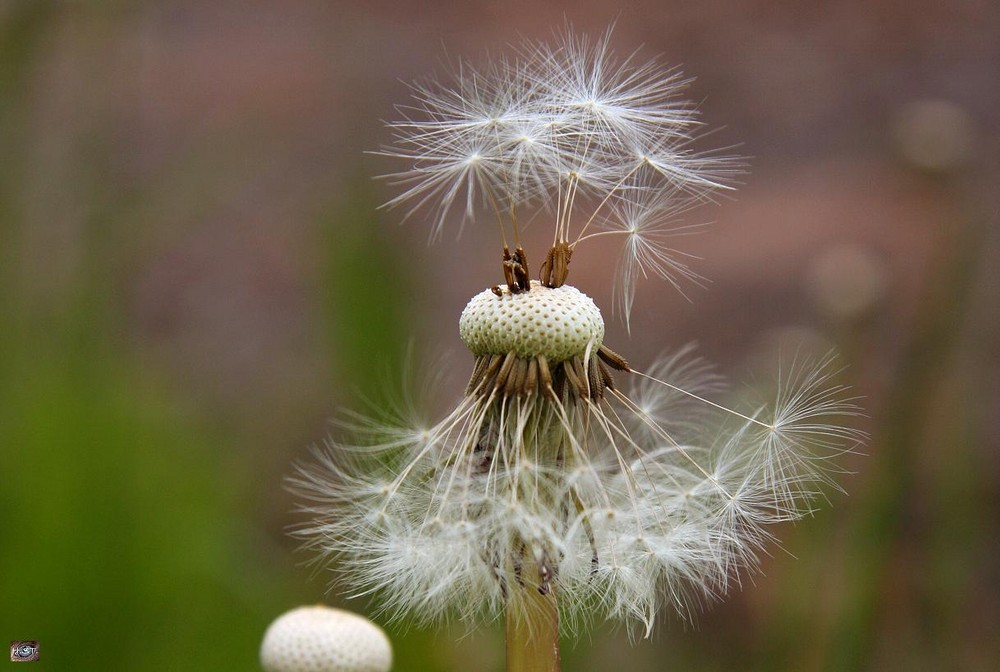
top-left (0, 21), bottom-right (301, 661)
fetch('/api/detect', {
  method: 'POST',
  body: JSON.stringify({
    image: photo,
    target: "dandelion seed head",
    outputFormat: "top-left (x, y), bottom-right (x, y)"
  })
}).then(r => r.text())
top-left (459, 282), bottom-right (604, 362)
top-left (295, 27), bottom-right (862, 641)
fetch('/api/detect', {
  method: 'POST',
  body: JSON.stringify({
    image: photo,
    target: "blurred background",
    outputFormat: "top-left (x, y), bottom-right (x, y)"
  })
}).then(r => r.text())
top-left (1, 1), bottom-right (998, 670)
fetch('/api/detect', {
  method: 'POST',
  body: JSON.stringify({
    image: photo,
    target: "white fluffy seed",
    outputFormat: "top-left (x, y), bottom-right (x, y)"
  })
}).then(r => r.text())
top-left (459, 281), bottom-right (604, 362)
top-left (260, 605), bottom-right (392, 672)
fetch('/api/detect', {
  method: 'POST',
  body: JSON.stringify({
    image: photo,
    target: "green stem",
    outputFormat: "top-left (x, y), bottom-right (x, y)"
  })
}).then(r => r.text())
top-left (505, 569), bottom-right (561, 672)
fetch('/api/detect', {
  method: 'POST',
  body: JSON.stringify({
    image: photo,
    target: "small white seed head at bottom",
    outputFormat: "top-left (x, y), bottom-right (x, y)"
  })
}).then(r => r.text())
top-left (260, 605), bottom-right (392, 672)
top-left (459, 281), bottom-right (605, 362)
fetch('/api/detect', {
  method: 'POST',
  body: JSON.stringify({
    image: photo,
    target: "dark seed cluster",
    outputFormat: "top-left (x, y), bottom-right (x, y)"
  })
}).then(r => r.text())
top-left (466, 345), bottom-right (630, 402)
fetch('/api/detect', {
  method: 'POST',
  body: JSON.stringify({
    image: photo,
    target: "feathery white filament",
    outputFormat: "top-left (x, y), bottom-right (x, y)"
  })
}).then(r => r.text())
top-left (293, 350), bottom-right (862, 634)
top-left (378, 27), bottom-right (740, 316)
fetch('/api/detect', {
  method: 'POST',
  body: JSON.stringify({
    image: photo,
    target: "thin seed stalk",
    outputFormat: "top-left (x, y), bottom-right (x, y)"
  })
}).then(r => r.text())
top-left (505, 563), bottom-right (560, 672)
top-left (505, 435), bottom-right (560, 672)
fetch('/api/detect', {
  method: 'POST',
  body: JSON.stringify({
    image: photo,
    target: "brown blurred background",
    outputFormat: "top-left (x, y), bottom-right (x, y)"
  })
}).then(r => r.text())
top-left (1, 1), bottom-right (998, 670)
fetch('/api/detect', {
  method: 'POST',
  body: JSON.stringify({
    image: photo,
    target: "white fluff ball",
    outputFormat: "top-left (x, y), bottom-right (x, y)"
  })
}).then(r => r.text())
top-left (260, 605), bottom-right (392, 672)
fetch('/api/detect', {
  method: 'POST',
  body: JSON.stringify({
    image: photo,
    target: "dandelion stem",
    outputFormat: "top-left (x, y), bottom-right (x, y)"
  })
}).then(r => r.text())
top-left (505, 567), bottom-right (560, 672)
